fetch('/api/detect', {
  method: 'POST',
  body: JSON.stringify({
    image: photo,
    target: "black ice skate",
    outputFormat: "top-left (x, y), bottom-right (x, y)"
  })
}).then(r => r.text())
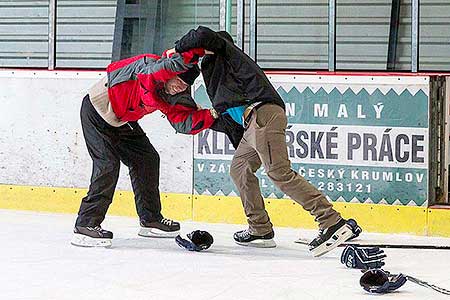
top-left (138, 218), bottom-right (180, 238)
top-left (71, 226), bottom-right (113, 248)
top-left (309, 219), bottom-right (354, 257)
top-left (233, 229), bottom-right (276, 248)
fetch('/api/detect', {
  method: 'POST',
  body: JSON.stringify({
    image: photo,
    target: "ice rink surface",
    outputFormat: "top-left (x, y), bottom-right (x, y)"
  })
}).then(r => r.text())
top-left (2, 210), bottom-right (450, 300)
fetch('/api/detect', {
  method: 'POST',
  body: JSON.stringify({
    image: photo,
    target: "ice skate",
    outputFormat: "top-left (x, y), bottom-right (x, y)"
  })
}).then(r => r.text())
top-left (71, 226), bottom-right (113, 248)
top-left (309, 219), bottom-right (354, 257)
top-left (347, 218), bottom-right (362, 240)
top-left (233, 229), bottom-right (276, 248)
top-left (138, 218), bottom-right (180, 238)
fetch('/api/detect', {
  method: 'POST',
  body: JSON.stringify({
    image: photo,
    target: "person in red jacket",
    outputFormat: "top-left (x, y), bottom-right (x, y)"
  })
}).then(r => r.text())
top-left (71, 49), bottom-right (217, 247)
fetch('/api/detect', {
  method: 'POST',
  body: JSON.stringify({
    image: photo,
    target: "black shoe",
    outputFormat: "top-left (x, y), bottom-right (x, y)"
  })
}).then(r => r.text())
top-left (71, 226), bottom-right (113, 247)
top-left (138, 218), bottom-right (180, 238)
top-left (233, 229), bottom-right (276, 248)
top-left (309, 219), bottom-right (353, 257)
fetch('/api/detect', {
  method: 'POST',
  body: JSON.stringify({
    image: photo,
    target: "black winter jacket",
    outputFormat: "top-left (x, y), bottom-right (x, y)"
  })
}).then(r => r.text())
top-left (175, 26), bottom-right (285, 113)
top-left (175, 26), bottom-right (285, 148)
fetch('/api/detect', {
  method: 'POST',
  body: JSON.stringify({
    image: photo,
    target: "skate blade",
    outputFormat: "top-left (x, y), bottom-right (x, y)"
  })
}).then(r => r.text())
top-left (138, 227), bottom-right (180, 238)
top-left (235, 238), bottom-right (277, 248)
top-left (71, 233), bottom-right (112, 248)
top-left (311, 224), bottom-right (353, 257)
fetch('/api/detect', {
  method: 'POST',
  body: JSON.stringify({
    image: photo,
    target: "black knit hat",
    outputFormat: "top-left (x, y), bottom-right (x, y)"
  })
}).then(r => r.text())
top-left (178, 65), bottom-right (200, 85)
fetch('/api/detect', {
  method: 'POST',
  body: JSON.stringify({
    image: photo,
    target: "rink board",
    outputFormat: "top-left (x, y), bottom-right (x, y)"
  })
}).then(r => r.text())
top-left (0, 70), bottom-right (448, 236)
top-left (0, 184), bottom-right (438, 235)
top-left (0, 70), bottom-right (193, 195)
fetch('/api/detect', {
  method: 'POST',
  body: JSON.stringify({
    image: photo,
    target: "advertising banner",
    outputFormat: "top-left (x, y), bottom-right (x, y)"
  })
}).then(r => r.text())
top-left (192, 75), bottom-right (429, 206)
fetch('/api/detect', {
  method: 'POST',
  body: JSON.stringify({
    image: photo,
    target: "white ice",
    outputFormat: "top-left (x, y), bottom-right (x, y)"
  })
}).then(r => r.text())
top-left (1, 209), bottom-right (450, 300)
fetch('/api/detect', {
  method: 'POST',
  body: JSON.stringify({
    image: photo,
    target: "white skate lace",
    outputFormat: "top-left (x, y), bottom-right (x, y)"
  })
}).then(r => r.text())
top-left (312, 229), bottom-right (325, 243)
top-left (84, 226), bottom-right (106, 237)
top-left (238, 230), bottom-right (251, 239)
top-left (85, 226), bottom-right (103, 232)
top-left (160, 218), bottom-right (173, 226)
top-left (93, 226), bottom-right (104, 232)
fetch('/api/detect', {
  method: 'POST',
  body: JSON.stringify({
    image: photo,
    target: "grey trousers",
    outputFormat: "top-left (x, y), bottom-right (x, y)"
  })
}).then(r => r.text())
top-left (230, 104), bottom-right (342, 235)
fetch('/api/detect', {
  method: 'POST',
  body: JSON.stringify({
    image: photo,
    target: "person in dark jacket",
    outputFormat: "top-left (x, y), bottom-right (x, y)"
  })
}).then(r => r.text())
top-left (167, 26), bottom-right (360, 256)
top-left (72, 49), bottom-right (218, 247)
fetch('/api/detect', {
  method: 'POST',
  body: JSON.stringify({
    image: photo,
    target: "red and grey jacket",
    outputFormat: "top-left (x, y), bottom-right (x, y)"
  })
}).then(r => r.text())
top-left (105, 49), bottom-right (214, 135)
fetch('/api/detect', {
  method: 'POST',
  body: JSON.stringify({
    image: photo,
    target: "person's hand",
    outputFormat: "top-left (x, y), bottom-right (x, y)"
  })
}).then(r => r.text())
top-left (209, 108), bottom-right (219, 119)
top-left (165, 48), bottom-right (177, 57)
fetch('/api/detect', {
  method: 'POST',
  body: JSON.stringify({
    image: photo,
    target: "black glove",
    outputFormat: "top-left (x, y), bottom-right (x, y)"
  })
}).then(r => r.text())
top-left (175, 230), bottom-right (214, 252)
top-left (341, 245), bottom-right (386, 269)
top-left (360, 269), bottom-right (407, 294)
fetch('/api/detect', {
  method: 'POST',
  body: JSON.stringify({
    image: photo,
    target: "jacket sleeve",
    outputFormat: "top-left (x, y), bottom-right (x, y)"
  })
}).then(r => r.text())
top-left (139, 48), bottom-right (205, 83)
top-left (210, 114), bottom-right (244, 149)
top-left (175, 26), bottom-right (226, 55)
top-left (142, 93), bottom-right (215, 135)
top-left (165, 105), bottom-right (216, 135)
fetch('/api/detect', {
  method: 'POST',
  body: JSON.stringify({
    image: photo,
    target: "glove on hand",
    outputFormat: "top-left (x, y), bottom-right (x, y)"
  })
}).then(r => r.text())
top-left (341, 245), bottom-right (386, 269)
top-left (360, 269), bottom-right (407, 294)
top-left (175, 230), bottom-right (214, 252)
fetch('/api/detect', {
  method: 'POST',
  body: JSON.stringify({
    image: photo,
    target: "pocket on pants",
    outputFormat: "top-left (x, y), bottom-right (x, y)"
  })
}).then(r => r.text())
top-left (267, 141), bottom-right (273, 165)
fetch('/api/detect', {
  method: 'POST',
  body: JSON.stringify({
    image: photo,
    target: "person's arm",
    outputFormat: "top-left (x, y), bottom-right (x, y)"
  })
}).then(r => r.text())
top-left (143, 93), bottom-right (217, 135)
top-left (175, 26), bottom-right (226, 55)
top-left (166, 105), bottom-right (218, 135)
top-left (139, 48), bottom-right (205, 83)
